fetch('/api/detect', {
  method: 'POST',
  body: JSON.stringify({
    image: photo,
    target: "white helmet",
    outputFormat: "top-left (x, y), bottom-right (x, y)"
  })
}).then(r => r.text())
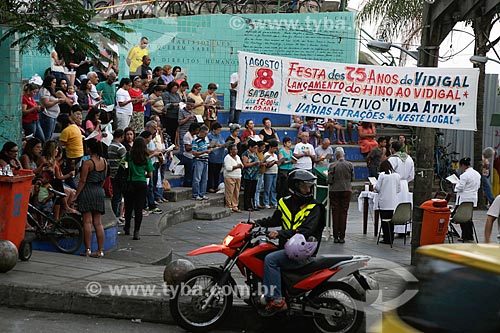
top-left (284, 233), bottom-right (318, 261)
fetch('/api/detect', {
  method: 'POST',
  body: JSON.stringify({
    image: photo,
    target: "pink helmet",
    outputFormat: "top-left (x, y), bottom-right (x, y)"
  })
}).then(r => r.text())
top-left (285, 233), bottom-right (318, 261)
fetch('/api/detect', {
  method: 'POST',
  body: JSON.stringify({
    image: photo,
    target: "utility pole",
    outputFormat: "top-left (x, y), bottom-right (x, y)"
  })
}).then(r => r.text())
top-left (411, 0), bottom-right (500, 264)
top-left (411, 2), bottom-right (440, 265)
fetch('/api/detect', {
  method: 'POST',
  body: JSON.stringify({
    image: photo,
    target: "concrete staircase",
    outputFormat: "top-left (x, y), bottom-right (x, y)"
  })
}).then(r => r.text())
top-left (166, 110), bottom-right (414, 197)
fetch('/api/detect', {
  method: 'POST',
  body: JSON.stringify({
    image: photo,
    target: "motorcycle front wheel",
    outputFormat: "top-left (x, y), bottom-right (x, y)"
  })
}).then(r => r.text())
top-left (170, 268), bottom-right (233, 333)
top-left (309, 282), bottom-right (364, 333)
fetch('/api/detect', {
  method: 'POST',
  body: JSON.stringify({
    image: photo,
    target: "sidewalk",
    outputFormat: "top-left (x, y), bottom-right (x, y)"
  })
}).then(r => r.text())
top-left (0, 194), bottom-right (493, 331)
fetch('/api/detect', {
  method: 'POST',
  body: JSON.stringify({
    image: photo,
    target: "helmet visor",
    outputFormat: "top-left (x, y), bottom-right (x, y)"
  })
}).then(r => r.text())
top-left (297, 180), bottom-right (315, 195)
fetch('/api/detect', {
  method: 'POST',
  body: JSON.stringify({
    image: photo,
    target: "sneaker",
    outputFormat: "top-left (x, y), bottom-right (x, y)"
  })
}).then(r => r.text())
top-left (196, 196), bottom-right (204, 201)
top-left (264, 205), bottom-right (271, 209)
top-left (192, 197), bottom-right (199, 200)
top-left (142, 210), bottom-right (150, 217)
top-left (150, 208), bottom-right (163, 214)
top-left (262, 299), bottom-right (287, 317)
top-left (201, 196), bottom-right (209, 200)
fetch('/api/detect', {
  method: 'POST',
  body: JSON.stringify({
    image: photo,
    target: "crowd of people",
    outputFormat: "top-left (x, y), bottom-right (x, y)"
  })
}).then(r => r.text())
top-left (6, 35), bottom-right (499, 259)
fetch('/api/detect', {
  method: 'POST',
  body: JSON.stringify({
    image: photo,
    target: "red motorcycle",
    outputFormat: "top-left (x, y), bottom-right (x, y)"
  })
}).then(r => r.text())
top-left (170, 221), bottom-right (376, 333)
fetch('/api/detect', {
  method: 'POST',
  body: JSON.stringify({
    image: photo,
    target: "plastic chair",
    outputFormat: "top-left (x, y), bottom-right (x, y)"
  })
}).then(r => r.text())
top-left (448, 202), bottom-right (477, 243)
top-left (377, 202), bottom-right (412, 248)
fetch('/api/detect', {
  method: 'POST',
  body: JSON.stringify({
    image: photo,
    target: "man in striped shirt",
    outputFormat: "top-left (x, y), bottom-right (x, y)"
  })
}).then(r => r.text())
top-left (192, 125), bottom-right (212, 200)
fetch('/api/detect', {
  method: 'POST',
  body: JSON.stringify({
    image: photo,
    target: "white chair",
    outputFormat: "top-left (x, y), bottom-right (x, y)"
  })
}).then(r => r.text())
top-left (377, 203), bottom-right (412, 248)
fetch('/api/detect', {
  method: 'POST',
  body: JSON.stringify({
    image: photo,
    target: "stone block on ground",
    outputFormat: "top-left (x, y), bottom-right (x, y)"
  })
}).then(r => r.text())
top-left (193, 207), bottom-right (231, 220)
top-left (163, 187), bottom-right (192, 202)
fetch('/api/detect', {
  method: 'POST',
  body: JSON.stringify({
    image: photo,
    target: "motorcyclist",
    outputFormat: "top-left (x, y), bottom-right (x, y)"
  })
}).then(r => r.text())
top-left (255, 169), bottom-right (325, 316)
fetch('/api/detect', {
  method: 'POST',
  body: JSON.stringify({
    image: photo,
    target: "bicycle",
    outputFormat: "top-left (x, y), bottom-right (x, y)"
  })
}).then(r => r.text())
top-left (235, 0), bottom-right (321, 14)
top-left (434, 142), bottom-right (460, 193)
top-left (94, 0), bottom-right (157, 20)
top-left (22, 188), bottom-right (84, 260)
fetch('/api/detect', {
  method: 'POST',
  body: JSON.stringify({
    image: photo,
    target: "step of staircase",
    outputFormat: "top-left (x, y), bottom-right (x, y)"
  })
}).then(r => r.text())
top-left (193, 206), bottom-right (232, 220)
top-left (163, 187), bottom-right (192, 202)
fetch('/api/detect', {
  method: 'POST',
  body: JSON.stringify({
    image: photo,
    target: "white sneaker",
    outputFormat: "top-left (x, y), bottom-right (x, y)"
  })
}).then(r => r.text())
top-left (264, 205), bottom-right (271, 209)
top-left (196, 196), bottom-right (204, 201)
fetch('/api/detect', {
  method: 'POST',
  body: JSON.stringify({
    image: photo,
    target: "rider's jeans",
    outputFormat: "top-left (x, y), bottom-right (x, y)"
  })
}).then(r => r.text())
top-left (263, 249), bottom-right (311, 299)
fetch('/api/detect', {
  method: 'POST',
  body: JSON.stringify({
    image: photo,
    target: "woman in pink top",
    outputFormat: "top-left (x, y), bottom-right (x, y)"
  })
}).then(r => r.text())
top-left (84, 107), bottom-right (102, 141)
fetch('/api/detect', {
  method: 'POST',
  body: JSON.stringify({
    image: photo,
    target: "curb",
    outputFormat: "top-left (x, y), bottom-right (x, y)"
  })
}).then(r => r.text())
top-left (0, 282), bottom-right (268, 331)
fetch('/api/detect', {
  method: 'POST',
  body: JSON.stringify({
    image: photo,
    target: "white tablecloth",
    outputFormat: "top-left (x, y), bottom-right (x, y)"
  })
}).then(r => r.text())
top-left (357, 190), bottom-right (378, 212)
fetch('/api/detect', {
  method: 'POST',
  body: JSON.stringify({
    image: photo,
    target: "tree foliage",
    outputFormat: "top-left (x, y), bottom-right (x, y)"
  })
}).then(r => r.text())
top-left (357, 0), bottom-right (422, 44)
top-left (0, 0), bottom-right (131, 57)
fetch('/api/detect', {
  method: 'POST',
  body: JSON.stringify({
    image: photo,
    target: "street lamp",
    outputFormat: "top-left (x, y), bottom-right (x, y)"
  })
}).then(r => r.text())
top-left (470, 55), bottom-right (500, 126)
top-left (469, 55), bottom-right (500, 65)
top-left (367, 40), bottom-right (419, 61)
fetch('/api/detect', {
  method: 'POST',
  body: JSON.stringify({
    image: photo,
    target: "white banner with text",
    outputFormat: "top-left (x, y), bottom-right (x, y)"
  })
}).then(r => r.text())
top-left (236, 51), bottom-right (479, 130)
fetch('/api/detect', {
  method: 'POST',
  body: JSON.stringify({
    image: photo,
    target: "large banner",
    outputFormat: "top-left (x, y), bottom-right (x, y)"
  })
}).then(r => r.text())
top-left (236, 51), bottom-right (479, 130)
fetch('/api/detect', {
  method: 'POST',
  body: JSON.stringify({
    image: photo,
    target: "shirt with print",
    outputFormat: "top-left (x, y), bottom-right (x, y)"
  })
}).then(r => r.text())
top-left (293, 142), bottom-right (315, 170)
top-left (192, 136), bottom-right (210, 161)
top-left (242, 150), bottom-right (260, 180)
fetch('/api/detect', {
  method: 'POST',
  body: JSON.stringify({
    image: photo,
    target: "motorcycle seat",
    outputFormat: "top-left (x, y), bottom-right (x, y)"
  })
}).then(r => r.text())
top-left (283, 255), bottom-right (354, 275)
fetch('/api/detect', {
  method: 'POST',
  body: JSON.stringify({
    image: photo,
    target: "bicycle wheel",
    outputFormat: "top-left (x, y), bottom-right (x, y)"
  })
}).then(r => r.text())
top-left (197, 0), bottom-right (215, 14)
top-left (121, 8), bottom-right (145, 19)
top-left (48, 216), bottom-right (83, 254)
top-left (19, 240), bottom-right (32, 261)
top-left (94, 1), bottom-right (109, 10)
top-left (218, 2), bottom-right (237, 13)
top-left (238, 0), bottom-right (254, 13)
top-left (440, 177), bottom-right (453, 194)
top-left (299, 0), bottom-right (320, 12)
top-left (165, 2), bottom-right (188, 16)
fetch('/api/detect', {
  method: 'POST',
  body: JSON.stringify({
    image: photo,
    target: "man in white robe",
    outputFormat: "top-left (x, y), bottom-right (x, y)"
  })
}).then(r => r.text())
top-left (389, 141), bottom-right (414, 233)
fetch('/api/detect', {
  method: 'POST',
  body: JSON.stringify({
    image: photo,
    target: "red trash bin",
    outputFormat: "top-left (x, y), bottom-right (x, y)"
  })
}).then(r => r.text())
top-left (419, 199), bottom-right (451, 246)
top-left (0, 170), bottom-right (34, 250)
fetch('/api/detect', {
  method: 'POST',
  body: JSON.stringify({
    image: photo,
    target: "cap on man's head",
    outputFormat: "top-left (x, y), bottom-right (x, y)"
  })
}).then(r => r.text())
top-left (335, 147), bottom-right (345, 156)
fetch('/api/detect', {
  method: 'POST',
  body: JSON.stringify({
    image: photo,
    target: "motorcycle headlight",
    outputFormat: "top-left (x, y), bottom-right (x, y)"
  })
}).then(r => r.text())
top-left (222, 235), bottom-right (234, 247)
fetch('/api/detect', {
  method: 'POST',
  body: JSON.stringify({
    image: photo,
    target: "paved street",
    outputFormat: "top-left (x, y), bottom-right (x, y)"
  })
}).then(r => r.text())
top-left (0, 306), bottom-right (235, 333)
top-left (0, 194), bottom-right (496, 332)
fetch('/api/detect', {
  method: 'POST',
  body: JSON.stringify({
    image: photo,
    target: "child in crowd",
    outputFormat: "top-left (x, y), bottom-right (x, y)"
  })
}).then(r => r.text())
top-left (66, 85), bottom-right (79, 106)
top-left (37, 170), bottom-right (55, 216)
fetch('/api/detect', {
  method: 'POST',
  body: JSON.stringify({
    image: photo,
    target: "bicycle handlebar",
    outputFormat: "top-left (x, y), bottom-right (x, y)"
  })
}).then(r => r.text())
top-left (49, 188), bottom-right (67, 198)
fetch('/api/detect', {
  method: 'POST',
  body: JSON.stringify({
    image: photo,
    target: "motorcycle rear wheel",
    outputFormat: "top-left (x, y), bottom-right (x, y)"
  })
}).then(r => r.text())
top-left (170, 268), bottom-right (233, 333)
top-left (309, 282), bottom-right (364, 333)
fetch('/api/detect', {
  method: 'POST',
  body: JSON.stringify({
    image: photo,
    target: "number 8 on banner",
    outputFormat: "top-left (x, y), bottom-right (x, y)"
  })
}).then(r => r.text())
top-left (253, 68), bottom-right (274, 89)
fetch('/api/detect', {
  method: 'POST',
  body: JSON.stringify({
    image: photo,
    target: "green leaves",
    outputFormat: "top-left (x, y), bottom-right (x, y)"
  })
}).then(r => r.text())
top-left (357, 0), bottom-right (422, 44)
top-left (0, 0), bottom-right (132, 59)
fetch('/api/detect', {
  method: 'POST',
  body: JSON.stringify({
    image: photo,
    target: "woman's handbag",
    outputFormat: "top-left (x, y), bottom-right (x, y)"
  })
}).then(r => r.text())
top-left (117, 154), bottom-right (131, 193)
